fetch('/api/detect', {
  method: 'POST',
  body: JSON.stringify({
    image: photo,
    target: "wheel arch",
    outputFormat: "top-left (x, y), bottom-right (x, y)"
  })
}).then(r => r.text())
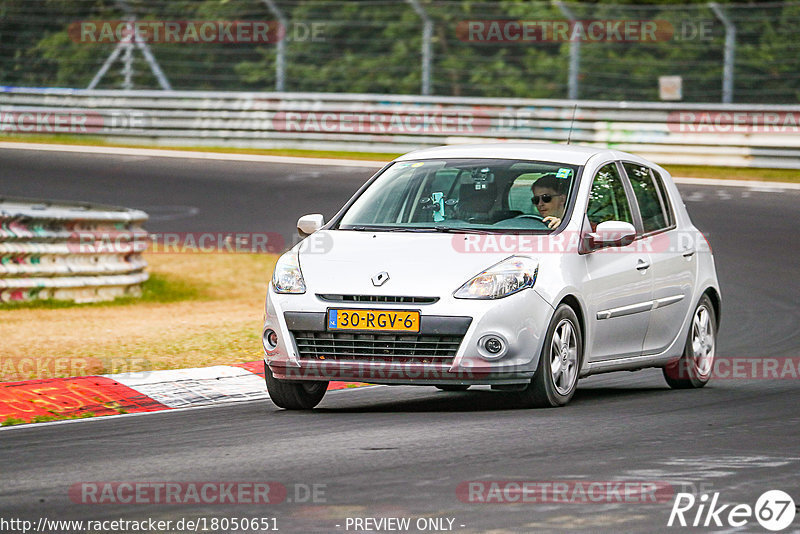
top-left (702, 287), bottom-right (722, 327)
top-left (556, 294), bottom-right (586, 366)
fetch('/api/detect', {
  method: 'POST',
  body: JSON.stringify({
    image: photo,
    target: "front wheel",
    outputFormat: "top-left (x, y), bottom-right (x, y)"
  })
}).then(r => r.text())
top-left (264, 362), bottom-right (328, 410)
top-left (663, 295), bottom-right (716, 389)
top-left (515, 304), bottom-right (582, 408)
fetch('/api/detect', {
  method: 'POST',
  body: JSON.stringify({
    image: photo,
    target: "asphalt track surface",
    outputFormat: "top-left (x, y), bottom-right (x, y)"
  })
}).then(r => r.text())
top-left (1, 148), bottom-right (799, 533)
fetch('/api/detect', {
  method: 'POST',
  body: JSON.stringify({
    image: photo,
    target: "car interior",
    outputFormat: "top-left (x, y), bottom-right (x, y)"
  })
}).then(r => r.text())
top-left (398, 160), bottom-right (578, 228)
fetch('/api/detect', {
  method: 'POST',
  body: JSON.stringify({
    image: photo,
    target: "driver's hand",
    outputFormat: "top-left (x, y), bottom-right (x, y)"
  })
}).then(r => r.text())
top-left (543, 216), bottom-right (561, 229)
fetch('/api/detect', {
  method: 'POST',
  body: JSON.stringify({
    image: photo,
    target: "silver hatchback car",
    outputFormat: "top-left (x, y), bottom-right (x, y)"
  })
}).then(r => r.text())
top-left (262, 144), bottom-right (720, 409)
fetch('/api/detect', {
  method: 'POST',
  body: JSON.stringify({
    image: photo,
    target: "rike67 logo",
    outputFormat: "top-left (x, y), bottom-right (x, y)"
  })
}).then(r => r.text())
top-left (668, 490), bottom-right (796, 531)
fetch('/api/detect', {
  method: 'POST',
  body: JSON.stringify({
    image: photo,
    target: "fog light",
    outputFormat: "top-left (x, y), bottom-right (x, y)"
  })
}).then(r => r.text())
top-left (477, 334), bottom-right (507, 360)
top-left (484, 337), bottom-right (503, 354)
top-left (263, 329), bottom-right (278, 351)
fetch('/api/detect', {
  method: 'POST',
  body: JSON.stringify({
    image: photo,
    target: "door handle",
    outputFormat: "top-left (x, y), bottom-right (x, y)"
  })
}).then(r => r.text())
top-left (636, 259), bottom-right (651, 271)
top-left (682, 248), bottom-right (696, 258)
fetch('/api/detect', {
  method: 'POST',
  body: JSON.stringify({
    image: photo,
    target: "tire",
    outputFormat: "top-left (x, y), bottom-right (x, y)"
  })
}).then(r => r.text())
top-left (663, 295), bottom-right (716, 389)
top-left (515, 304), bottom-right (582, 408)
top-left (264, 362), bottom-right (328, 410)
top-left (435, 385), bottom-right (470, 392)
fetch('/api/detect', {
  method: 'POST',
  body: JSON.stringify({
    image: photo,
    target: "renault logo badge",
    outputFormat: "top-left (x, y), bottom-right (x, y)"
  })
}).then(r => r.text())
top-left (371, 271), bottom-right (390, 286)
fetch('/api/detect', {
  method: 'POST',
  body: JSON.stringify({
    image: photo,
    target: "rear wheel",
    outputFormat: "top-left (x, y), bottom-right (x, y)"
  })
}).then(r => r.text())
top-left (264, 362), bottom-right (328, 410)
top-left (663, 295), bottom-right (716, 389)
top-left (435, 385), bottom-right (470, 392)
top-left (515, 304), bottom-right (582, 408)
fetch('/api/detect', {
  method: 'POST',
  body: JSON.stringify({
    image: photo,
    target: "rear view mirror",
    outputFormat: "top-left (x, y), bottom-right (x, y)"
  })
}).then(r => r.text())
top-left (585, 220), bottom-right (636, 251)
top-left (297, 214), bottom-right (324, 237)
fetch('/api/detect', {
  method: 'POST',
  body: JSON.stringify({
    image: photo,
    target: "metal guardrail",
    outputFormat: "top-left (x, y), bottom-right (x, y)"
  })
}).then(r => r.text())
top-left (1, 87), bottom-right (799, 168)
top-left (0, 197), bottom-right (148, 303)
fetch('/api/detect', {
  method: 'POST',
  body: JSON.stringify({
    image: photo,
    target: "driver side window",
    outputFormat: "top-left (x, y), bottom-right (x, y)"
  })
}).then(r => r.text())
top-left (586, 163), bottom-right (633, 227)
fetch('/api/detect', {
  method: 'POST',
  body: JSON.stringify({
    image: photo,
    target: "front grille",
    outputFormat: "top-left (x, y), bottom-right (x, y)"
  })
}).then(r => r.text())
top-left (291, 331), bottom-right (463, 364)
top-left (317, 294), bottom-right (439, 304)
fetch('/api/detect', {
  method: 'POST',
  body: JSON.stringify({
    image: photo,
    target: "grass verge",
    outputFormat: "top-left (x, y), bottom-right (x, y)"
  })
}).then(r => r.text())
top-left (0, 273), bottom-right (199, 311)
top-left (667, 164), bottom-right (799, 183)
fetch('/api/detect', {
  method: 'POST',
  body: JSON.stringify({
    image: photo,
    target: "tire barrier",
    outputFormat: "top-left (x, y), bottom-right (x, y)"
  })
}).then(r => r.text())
top-left (0, 197), bottom-right (148, 303)
top-left (2, 87), bottom-right (800, 168)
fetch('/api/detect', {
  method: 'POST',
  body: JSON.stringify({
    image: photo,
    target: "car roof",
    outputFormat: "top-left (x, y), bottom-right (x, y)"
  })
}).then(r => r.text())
top-left (394, 142), bottom-right (623, 166)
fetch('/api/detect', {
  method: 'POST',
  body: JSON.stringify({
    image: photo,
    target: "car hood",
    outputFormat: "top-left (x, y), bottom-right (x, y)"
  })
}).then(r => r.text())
top-left (297, 230), bottom-right (524, 297)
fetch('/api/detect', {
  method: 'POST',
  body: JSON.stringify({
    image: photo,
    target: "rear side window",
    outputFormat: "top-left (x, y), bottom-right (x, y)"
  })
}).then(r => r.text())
top-left (586, 163), bottom-right (633, 227)
top-left (651, 169), bottom-right (675, 227)
top-left (623, 163), bottom-right (673, 233)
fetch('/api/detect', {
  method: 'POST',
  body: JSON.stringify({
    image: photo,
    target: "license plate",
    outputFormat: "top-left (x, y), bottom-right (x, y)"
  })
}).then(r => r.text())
top-left (327, 309), bottom-right (420, 333)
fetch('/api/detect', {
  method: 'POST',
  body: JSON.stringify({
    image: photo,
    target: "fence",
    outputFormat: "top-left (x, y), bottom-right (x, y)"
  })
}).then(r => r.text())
top-left (0, 197), bottom-right (149, 303)
top-left (2, 87), bottom-right (799, 168)
top-left (1, 1), bottom-right (800, 103)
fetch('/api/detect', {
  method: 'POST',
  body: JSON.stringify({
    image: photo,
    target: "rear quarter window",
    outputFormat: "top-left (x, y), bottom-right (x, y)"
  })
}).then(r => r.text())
top-left (650, 168), bottom-right (675, 227)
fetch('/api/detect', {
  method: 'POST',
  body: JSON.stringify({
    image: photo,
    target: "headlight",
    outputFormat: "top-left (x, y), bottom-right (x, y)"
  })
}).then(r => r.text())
top-left (454, 256), bottom-right (538, 299)
top-left (272, 249), bottom-right (306, 294)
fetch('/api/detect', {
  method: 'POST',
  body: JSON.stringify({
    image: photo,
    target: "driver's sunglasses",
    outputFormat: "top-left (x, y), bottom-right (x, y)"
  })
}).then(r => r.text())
top-left (532, 193), bottom-right (562, 204)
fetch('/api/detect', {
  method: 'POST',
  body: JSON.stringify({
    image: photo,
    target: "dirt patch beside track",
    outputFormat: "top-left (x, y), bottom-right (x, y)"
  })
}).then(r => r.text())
top-left (0, 252), bottom-right (277, 381)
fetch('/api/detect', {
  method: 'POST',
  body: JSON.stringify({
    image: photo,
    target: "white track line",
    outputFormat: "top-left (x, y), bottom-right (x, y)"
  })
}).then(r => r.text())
top-left (0, 141), bottom-right (387, 168)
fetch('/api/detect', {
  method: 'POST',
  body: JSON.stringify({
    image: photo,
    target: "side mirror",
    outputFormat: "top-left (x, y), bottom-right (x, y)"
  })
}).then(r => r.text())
top-left (585, 220), bottom-right (636, 251)
top-left (297, 214), bottom-right (324, 237)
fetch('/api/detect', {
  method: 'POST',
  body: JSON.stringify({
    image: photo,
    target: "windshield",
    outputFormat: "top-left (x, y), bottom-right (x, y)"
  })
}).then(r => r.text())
top-left (338, 158), bottom-right (580, 232)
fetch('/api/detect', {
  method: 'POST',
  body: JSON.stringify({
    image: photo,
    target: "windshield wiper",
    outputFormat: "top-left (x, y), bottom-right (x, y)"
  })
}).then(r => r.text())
top-left (344, 225), bottom-right (498, 234)
top-left (383, 226), bottom-right (497, 233)
top-left (347, 226), bottom-right (431, 232)
top-left (347, 226), bottom-right (387, 231)
top-left (432, 226), bottom-right (497, 234)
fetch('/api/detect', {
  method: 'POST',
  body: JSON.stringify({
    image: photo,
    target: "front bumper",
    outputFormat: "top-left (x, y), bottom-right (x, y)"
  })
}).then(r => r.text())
top-left (263, 286), bottom-right (555, 386)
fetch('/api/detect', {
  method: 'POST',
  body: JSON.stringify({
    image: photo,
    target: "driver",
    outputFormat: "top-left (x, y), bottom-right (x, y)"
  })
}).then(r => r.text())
top-left (531, 174), bottom-right (568, 229)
